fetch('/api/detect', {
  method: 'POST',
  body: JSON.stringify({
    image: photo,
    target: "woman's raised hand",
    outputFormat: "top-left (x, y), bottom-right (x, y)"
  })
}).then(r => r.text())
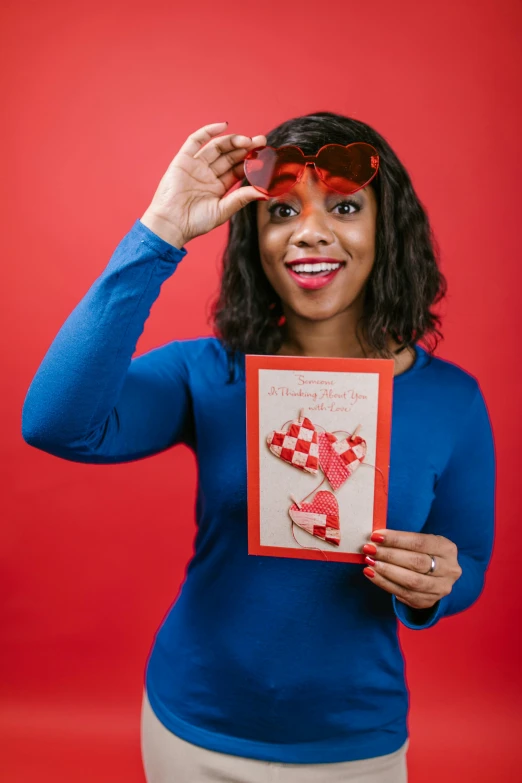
top-left (140, 121), bottom-right (268, 249)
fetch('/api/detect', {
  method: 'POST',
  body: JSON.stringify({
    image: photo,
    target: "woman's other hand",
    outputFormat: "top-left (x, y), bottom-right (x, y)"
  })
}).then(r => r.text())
top-left (361, 530), bottom-right (463, 609)
top-left (140, 121), bottom-right (268, 249)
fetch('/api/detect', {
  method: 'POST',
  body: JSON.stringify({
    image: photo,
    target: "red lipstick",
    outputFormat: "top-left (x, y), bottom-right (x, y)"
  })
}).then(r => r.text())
top-left (285, 257), bottom-right (346, 290)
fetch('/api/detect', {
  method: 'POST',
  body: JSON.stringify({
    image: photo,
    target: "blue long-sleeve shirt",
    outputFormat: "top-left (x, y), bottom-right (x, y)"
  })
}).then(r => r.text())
top-left (21, 218), bottom-right (496, 764)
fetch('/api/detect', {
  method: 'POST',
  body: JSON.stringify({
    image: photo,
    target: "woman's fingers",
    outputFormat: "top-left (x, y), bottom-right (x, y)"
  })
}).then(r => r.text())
top-left (218, 160), bottom-right (247, 192)
top-left (180, 123), bottom-right (267, 191)
top-left (195, 132), bottom-right (267, 167)
top-left (216, 183), bottom-right (271, 224)
top-left (366, 544), bottom-right (442, 576)
top-left (367, 560), bottom-right (440, 594)
top-left (209, 144), bottom-right (251, 179)
top-left (210, 134), bottom-right (267, 176)
top-left (178, 121), bottom-right (229, 159)
top-left (193, 133), bottom-right (250, 164)
top-left (214, 135), bottom-right (267, 191)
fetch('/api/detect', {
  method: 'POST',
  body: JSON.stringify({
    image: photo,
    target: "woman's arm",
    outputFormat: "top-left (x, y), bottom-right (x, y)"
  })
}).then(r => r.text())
top-left (393, 383), bottom-right (496, 629)
top-left (21, 219), bottom-right (194, 463)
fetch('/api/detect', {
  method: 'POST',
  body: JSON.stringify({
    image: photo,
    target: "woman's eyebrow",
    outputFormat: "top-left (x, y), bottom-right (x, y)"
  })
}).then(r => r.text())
top-left (266, 190), bottom-right (365, 204)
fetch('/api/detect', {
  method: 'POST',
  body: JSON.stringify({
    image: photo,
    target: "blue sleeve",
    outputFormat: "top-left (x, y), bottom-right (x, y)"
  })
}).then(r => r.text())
top-left (21, 219), bottom-right (194, 463)
top-left (393, 383), bottom-right (496, 630)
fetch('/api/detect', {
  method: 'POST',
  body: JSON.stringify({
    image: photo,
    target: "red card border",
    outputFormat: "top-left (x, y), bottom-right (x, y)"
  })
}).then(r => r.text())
top-left (246, 354), bottom-right (394, 563)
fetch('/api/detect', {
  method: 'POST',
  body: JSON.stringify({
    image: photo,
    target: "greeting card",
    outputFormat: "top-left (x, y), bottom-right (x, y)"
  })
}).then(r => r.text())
top-left (246, 354), bottom-right (394, 563)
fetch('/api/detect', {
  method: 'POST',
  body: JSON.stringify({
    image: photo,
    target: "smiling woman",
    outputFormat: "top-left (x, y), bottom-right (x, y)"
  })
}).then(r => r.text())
top-left (212, 111), bottom-right (446, 371)
top-left (259, 183), bottom-right (377, 327)
top-left (21, 113), bottom-right (495, 783)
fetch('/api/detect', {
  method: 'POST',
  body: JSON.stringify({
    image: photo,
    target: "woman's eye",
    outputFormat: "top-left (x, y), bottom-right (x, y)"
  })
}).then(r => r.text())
top-left (268, 204), bottom-right (295, 219)
top-left (334, 200), bottom-right (359, 215)
top-left (268, 200), bottom-right (359, 219)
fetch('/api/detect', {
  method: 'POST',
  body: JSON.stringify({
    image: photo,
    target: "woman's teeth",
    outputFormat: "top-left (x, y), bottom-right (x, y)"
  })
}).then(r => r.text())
top-left (290, 262), bottom-right (342, 276)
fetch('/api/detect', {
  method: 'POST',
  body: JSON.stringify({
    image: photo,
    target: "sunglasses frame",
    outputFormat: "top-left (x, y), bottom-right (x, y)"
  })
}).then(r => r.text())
top-left (243, 142), bottom-right (380, 197)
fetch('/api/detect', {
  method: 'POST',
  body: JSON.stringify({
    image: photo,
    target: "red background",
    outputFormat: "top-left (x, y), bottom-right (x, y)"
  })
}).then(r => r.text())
top-left (2, 1), bottom-right (521, 780)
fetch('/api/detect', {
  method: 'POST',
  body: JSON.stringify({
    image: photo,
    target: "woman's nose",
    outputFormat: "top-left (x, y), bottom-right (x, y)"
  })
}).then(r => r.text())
top-left (293, 200), bottom-right (335, 234)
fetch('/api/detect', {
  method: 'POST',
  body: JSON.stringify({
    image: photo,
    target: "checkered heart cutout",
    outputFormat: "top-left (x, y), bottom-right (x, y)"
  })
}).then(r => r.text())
top-left (266, 413), bottom-right (319, 475)
top-left (289, 490), bottom-right (341, 546)
top-left (267, 412), bottom-right (366, 490)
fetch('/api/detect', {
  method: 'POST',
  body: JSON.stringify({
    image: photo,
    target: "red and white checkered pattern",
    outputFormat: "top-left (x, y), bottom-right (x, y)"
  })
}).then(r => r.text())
top-left (289, 490), bottom-right (340, 546)
top-left (267, 415), bottom-right (319, 474)
top-left (318, 431), bottom-right (367, 490)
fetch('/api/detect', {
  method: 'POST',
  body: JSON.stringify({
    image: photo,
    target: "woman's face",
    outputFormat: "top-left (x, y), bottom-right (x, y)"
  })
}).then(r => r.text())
top-left (256, 167), bottom-right (378, 323)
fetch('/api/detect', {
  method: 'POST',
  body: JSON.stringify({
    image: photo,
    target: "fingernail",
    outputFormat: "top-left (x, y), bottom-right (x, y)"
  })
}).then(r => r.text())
top-left (362, 543), bottom-right (377, 555)
top-left (363, 567), bottom-right (375, 578)
top-left (371, 533), bottom-right (385, 543)
top-left (365, 555), bottom-right (376, 566)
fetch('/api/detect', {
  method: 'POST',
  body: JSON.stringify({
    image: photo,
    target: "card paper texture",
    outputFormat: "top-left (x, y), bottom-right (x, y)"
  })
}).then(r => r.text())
top-left (246, 354), bottom-right (394, 563)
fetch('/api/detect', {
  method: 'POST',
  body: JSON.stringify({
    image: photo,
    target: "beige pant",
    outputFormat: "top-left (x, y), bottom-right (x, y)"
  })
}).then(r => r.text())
top-left (140, 688), bottom-right (409, 782)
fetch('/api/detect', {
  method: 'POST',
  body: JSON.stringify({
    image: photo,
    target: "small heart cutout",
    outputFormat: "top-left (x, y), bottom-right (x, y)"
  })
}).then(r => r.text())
top-left (289, 490), bottom-right (340, 546)
top-left (318, 431), bottom-right (367, 490)
top-left (267, 414), bottom-right (319, 475)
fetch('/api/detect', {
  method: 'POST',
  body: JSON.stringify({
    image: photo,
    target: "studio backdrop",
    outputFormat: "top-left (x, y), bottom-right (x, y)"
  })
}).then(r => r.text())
top-left (1, 1), bottom-right (520, 781)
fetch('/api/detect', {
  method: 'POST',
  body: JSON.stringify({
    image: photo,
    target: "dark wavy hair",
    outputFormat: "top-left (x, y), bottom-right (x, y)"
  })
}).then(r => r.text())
top-left (210, 111), bottom-right (447, 376)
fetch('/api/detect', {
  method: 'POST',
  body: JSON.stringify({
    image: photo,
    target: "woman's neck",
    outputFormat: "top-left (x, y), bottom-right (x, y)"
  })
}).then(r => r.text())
top-left (276, 317), bottom-right (416, 376)
top-left (276, 312), bottom-right (377, 359)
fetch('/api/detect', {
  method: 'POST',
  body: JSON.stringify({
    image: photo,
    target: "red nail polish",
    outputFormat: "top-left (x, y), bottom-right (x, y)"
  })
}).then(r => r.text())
top-left (363, 567), bottom-right (375, 578)
top-left (371, 533), bottom-right (385, 543)
top-left (362, 543), bottom-right (377, 555)
top-left (365, 555), bottom-right (376, 566)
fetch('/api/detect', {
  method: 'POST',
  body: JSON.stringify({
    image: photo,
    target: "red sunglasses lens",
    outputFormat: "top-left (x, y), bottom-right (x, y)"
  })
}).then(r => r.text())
top-left (243, 146), bottom-right (305, 196)
top-left (315, 143), bottom-right (379, 193)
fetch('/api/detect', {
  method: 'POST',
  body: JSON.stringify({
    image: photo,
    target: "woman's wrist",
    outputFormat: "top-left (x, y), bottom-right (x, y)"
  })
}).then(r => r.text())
top-left (140, 209), bottom-right (187, 250)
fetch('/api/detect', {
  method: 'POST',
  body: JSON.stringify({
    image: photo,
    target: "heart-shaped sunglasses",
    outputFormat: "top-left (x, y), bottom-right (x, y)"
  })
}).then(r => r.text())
top-left (243, 142), bottom-right (379, 197)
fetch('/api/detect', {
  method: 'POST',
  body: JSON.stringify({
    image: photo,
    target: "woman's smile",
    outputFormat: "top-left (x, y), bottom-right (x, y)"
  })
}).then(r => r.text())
top-left (284, 257), bottom-right (347, 290)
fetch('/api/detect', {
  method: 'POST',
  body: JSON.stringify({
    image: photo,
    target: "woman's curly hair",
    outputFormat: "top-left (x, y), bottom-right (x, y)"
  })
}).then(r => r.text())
top-left (210, 111), bottom-right (447, 374)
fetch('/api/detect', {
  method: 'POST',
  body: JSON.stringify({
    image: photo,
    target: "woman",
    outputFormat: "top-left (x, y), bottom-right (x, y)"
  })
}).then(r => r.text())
top-left (21, 113), bottom-right (496, 782)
